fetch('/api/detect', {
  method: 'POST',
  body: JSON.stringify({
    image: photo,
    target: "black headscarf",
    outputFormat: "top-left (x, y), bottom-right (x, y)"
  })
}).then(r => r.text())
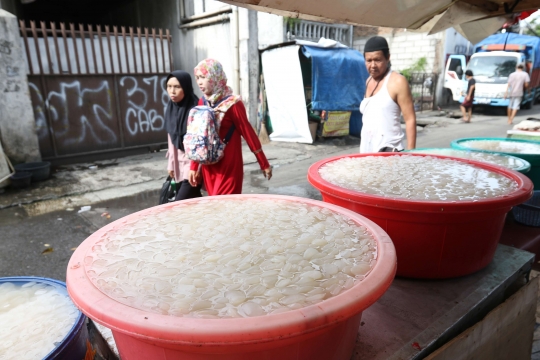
top-left (165, 70), bottom-right (199, 151)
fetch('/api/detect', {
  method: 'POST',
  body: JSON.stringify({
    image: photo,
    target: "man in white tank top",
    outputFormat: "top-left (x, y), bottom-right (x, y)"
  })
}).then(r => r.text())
top-left (359, 36), bottom-right (416, 153)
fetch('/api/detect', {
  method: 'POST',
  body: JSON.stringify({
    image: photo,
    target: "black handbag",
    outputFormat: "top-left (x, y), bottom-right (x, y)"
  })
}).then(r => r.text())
top-left (159, 176), bottom-right (176, 205)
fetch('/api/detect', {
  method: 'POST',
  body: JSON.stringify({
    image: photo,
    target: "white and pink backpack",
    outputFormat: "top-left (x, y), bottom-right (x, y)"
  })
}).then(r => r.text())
top-left (183, 96), bottom-right (235, 165)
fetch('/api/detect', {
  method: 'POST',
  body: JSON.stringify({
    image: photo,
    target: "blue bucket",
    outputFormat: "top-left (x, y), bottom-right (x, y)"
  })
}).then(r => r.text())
top-left (0, 277), bottom-right (88, 360)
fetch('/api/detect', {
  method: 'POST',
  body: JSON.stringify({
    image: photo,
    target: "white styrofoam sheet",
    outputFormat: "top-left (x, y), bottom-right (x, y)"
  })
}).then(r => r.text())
top-left (261, 45), bottom-right (312, 144)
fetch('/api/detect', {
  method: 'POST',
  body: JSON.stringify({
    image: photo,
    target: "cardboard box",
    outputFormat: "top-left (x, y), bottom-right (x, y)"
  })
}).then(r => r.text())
top-left (321, 111), bottom-right (351, 137)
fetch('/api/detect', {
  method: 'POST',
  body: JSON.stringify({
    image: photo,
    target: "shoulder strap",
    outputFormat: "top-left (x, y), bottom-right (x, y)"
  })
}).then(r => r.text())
top-left (203, 95), bottom-right (231, 108)
top-left (364, 77), bottom-right (372, 98)
top-left (383, 70), bottom-right (392, 87)
top-left (224, 124), bottom-right (236, 144)
top-left (215, 95), bottom-right (231, 108)
top-left (203, 96), bottom-right (236, 143)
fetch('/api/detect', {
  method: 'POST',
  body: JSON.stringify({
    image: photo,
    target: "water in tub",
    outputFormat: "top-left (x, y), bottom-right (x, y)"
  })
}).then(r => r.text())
top-left (318, 155), bottom-right (517, 201)
top-left (0, 281), bottom-right (79, 359)
top-left (411, 148), bottom-right (526, 171)
top-left (460, 140), bottom-right (540, 154)
top-left (85, 198), bottom-right (377, 318)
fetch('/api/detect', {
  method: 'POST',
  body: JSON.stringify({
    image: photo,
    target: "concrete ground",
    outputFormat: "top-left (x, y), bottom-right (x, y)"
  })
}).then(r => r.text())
top-left (1, 103), bottom-right (540, 357)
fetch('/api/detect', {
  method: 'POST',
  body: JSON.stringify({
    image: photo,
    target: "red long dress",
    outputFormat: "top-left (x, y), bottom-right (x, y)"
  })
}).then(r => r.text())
top-left (190, 100), bottom-right (270, 195)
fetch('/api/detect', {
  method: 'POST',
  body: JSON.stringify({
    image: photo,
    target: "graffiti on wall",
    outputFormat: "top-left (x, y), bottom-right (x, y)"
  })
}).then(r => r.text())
top-left (47, 80), bottom-right (117, 146)
top-left (119, 76), bottom-right (169, 137)
top-left (28, 75), bottom-right (169, 156)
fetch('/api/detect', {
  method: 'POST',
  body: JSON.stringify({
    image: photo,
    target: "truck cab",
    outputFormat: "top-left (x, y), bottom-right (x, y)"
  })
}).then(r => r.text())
top-left (467, 51), bottom-right (524, 107)
top-left (444, 55), bottom-right (468, 102)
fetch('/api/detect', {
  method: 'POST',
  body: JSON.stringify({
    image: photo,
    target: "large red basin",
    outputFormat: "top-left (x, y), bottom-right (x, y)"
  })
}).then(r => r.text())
top-left (308, 153), bottom-right (533, 279)
top-left (66, 194), bottom-right (396, 360)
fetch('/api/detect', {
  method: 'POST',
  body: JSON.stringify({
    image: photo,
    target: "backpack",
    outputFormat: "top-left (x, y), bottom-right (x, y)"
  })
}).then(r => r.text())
top-left (183, 96), bottom-right (236, 165)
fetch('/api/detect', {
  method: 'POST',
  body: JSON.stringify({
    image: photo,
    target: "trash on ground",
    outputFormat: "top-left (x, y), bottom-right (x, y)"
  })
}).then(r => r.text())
top-left (78, 206), bottom-right (91, 213)
top-left (514, 120), bottom-right (540, 131)
top-left (41, 247), bottom-right (54, 255)
top-left (101, 212), bottom-right (111, 219)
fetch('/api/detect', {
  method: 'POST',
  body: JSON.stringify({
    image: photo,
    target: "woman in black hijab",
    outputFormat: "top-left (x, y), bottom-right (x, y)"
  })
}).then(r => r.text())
top-left (165, 70), bottom-right (201, 200)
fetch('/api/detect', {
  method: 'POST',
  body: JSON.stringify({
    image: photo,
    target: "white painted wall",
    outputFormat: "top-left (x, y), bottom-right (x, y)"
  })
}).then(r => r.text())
top-left (258, 12), bottom-right (284, 49)
top-left (0, 10), bottom-right (41, 163)
top-left (190, 22), bottom-right (235, 91)
top-left (385, 31), bottom-right (444, 73)
top-left (178, 3), bottom-right (259, 126)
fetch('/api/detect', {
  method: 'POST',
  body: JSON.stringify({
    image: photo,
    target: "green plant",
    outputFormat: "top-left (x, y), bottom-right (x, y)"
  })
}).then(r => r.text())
top-left (401, 57), bottom-right (427, 82)
top-left (283, 16), bottom-right (301, 29)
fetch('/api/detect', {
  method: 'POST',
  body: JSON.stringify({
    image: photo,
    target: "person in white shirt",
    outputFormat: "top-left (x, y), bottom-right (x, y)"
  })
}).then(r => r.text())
top-left (359, 36), bottom-right (416, 153)
top-left (504, 63), bottom-right (530, 125)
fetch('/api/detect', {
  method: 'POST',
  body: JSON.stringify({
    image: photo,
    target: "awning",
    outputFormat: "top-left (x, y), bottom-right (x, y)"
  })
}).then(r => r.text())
top-left (221, 0), bottom-right (540, 33)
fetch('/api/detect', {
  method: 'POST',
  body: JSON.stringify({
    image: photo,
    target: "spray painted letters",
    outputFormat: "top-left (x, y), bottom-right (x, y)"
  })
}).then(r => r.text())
top-left (28, 75), bottom-right (169, 156)
top-left (119, 76), bottom-right (169, 137)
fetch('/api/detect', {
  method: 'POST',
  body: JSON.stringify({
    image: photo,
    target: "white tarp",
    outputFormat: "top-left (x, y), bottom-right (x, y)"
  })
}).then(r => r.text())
top-left (261, 45), bottom-right (312, 144)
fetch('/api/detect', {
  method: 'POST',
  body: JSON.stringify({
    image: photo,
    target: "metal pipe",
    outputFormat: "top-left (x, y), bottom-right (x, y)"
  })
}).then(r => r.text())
top-left (182, 7), bottom-right (232, 23)
top-left (231, 6), bottom-right (240, 94)
top-left (179, 13), bottom-right (230, 30)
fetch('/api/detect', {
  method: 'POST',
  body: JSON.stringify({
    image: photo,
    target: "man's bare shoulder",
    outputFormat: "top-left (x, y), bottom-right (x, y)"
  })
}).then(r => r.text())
top-left (388, 71), bottom-right (409, 92)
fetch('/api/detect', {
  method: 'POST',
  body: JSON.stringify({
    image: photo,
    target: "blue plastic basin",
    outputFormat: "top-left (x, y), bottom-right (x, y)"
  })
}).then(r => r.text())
top-left (0, 276), bottom-right (88, 359)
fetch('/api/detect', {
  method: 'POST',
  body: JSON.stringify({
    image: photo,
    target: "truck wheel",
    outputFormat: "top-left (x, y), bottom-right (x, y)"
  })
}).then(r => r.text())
top-left (444, 89), bottom-right (453, 105)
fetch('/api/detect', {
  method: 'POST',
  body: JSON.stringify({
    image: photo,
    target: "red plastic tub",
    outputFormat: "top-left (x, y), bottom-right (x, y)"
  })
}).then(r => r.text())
top-left (307, 153), bottom-right (533, 279)
top-left (66, 194), bottom-right (396, 360)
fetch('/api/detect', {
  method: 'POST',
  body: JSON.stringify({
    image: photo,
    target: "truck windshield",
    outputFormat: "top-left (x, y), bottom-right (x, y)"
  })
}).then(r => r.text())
top-left (467, 56), bottom-right (517, 78)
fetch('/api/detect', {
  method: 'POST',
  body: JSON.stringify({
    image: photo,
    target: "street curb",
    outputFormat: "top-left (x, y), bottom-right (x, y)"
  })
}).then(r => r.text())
top-left (22, 180), bottom-right (162, 217)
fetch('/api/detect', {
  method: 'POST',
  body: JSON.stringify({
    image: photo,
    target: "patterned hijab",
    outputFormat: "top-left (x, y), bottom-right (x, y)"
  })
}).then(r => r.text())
top-left (194, 59), bottom-right (240, 120)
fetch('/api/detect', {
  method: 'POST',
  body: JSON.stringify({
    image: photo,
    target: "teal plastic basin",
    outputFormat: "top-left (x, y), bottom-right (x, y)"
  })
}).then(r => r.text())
top-left (451, 138), bottom-right (540, 189)
top-left (406, 147), bottom-right (531, 174)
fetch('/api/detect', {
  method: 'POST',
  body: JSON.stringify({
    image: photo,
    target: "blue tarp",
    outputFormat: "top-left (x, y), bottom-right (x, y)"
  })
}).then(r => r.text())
top-left (301, 46), bottom-right (369, 112)
top-left (348, 110), bottom-right (363, 138)
top-left (475, 33), bottom-right (540, 69)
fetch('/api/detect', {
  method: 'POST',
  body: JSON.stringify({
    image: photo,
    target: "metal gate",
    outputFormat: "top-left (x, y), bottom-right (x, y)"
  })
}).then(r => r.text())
top-left (409, 73), bottom-right (438, 112)
top-left (20, 20), bottom-right (173, 162)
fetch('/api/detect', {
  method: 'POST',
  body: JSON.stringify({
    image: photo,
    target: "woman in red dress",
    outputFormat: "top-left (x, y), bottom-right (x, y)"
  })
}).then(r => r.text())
top-left (188, 59), bottom-right (272, 195)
